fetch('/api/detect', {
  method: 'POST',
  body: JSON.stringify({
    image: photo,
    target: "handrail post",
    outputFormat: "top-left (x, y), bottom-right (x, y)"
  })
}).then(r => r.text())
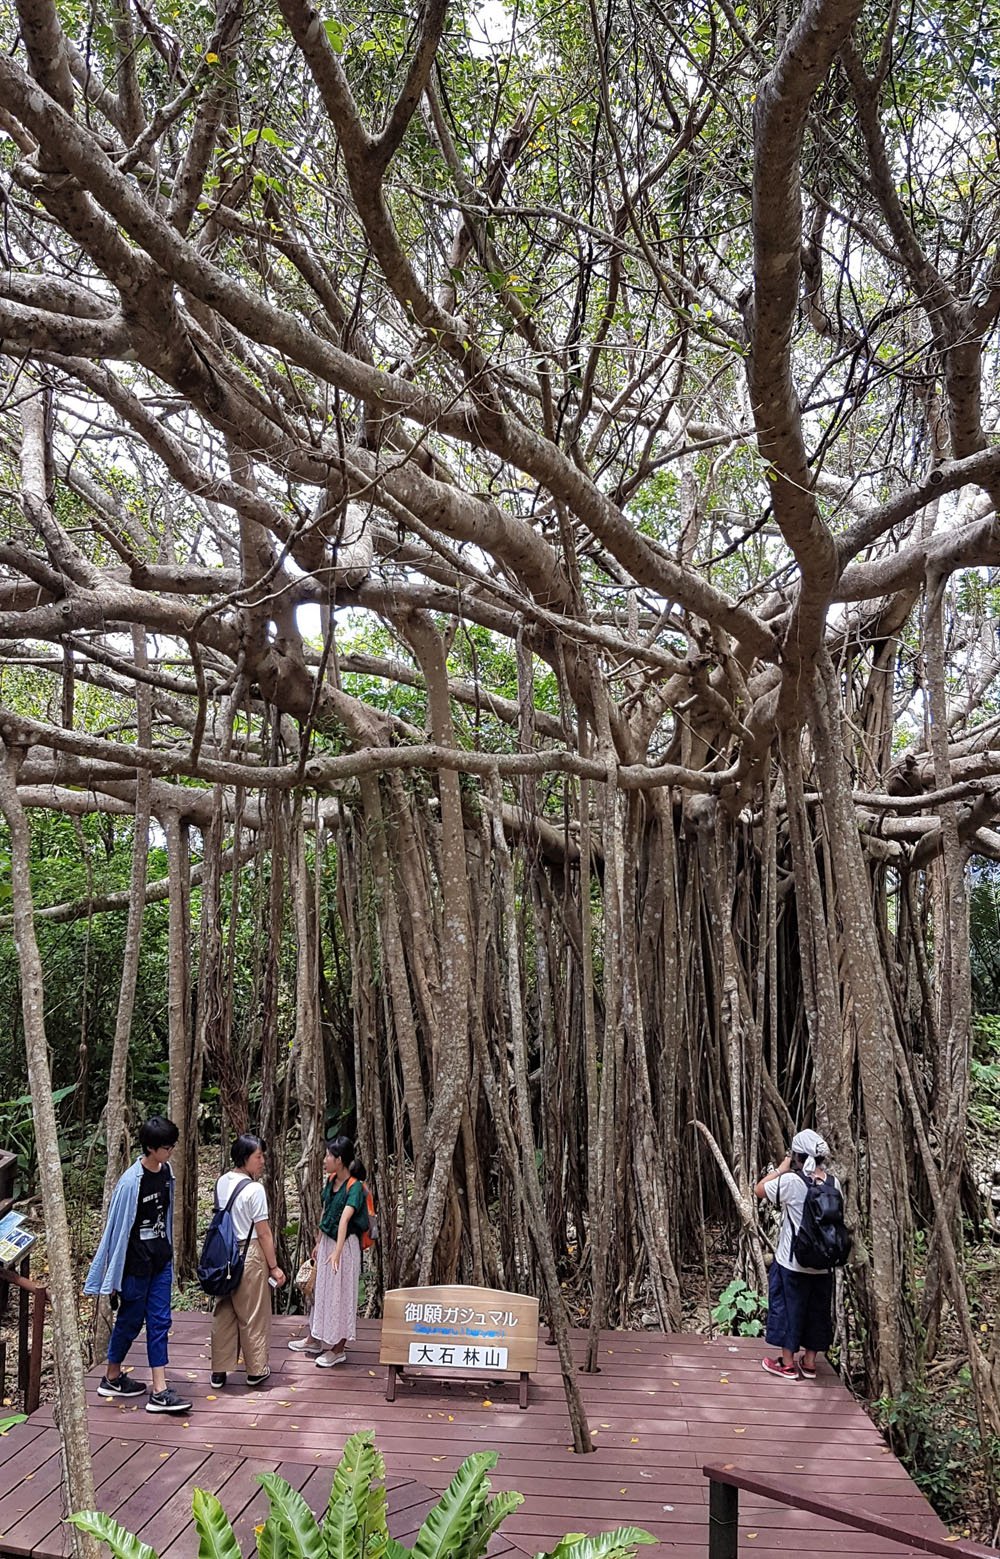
top-left (17, 1262), bottom-right (30, 1395)
top-left (0, 1264), bottom-right (48, 1416)
top-left (27, 1283), bottom-right (46, 1413)
top-left (708, 1476), bottom-right (739, 1559)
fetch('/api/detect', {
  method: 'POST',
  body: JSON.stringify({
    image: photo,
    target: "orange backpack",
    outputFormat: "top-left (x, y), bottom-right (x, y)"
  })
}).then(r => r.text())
top-left (346, 1176), bottom-right (378, 1251)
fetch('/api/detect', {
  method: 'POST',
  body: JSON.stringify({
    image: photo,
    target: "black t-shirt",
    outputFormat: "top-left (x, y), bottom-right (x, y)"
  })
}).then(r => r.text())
top-left (124, 1165), bottom-right (172, 1278)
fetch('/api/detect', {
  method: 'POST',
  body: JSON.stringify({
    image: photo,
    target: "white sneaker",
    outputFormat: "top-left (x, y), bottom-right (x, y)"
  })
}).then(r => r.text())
top-left (316, 1350), bottom-right (347, 1368)
top-left (288, 1337), bottom-right (322, 1354)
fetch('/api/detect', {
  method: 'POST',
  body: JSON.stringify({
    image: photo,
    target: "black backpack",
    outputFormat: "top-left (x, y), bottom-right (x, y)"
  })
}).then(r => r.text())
top-left (790, 1172), bottom-right (853, 1269)
top-left (197, 1178), bottom-right (255, 1296)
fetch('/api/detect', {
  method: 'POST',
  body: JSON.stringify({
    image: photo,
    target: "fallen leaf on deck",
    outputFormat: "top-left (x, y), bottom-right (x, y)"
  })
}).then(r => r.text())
top-left (733, 1428), bottom-right (746, 1435)
top-left (630, 1436), bottom-right (639, 1444)
top-left (482, 1399), bottom-right (492, 1407)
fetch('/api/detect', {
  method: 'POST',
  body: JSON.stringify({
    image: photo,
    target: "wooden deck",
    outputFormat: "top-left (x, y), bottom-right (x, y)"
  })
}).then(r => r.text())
top-left (0, 1315), bottom-right (952, 1559)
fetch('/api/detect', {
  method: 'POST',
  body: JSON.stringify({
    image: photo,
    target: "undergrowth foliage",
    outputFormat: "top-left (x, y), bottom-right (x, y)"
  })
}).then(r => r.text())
top-left (68, 1430), bottom-right (657, 1559)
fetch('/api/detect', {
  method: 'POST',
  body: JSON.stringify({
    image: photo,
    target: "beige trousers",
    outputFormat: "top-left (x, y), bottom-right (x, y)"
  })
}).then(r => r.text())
top-left (211, 1239), bottom-right (271, 1375)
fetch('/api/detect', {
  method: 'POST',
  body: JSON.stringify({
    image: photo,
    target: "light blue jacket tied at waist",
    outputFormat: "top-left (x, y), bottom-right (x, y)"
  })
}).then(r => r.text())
top-left (84, 1157), bottom-right (175, 1296)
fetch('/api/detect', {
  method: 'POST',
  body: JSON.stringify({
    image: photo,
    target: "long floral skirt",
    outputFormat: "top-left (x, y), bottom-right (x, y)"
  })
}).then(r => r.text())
top-left (311, 1232), bottom-right (360, 1348)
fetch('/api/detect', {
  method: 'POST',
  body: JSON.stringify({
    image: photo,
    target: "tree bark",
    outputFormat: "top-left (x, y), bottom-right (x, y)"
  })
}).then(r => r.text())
top-left (0, 741), bottom-right (99, 1559)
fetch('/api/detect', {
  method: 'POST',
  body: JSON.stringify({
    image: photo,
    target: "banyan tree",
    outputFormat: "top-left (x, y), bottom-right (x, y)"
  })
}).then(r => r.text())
top-left (2, 0), bottom-right (1000, 1526)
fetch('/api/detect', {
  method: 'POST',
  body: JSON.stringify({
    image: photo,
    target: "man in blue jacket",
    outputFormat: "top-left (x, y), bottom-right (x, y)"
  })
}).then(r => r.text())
top-left (85, 1116), bottom-right (193, 1415)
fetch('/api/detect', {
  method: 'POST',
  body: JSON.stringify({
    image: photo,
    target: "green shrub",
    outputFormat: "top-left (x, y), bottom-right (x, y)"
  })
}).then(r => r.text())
top-left (711, 1278), bottom-right (766, 1337)
top-left (69, 1429), bottom-right (657, 1559)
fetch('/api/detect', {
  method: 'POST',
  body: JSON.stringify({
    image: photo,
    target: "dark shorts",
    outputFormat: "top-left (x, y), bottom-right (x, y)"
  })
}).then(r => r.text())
top-left (765, 1261), bottom-right (833, 1354)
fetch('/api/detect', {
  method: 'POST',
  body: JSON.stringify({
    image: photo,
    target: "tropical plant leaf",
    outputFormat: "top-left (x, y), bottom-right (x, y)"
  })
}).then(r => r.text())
top-left (322, 1430), bottom-right (385, 1559)
top-left (257, 1472), bottom-right (326, 1559)
top-left (67, 1510), bottom-right (159, 1559)
top-left (537, 1527), bottom-right (658, 1559)
top-left (192, 1488), bottom-right (243, 1559)
top-left (360, 1486), bottom-right (391, 1559)
top-left (256, 1511), bottom-right (292, 1559)
top-left (466, 1490), bottom-right (524, 1559)
top-left (0, 1413), bottom-right (28, 1434)
top-left (410, 1452), bottom-right (498, 1559)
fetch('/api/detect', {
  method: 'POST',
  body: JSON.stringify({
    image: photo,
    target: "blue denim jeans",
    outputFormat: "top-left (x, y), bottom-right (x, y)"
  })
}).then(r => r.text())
top-left (108, 1264), bottom-right (173, 1368)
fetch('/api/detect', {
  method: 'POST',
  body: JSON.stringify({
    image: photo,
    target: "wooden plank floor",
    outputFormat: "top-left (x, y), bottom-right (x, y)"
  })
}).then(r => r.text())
top-left (0, 1316), bottom-right (950, 1559)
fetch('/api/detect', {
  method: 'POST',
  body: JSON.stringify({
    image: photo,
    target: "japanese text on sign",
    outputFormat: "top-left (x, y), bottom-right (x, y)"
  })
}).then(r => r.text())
top-left (403, 1302), bottom-right (518, 1327)
top-left (407, 1342), bottom-right (509, 1370)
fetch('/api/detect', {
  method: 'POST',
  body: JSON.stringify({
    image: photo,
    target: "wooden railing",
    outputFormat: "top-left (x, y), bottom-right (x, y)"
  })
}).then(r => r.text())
top-left (703, 1462), bottom-right (999, 1559)
top-left (0, 1208), bottom-right (47, 1415)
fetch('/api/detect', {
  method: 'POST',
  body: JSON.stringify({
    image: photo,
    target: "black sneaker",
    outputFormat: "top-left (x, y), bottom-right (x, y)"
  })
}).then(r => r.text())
top-left (97, 1374), bottom-right (146, 1399)
top-left (246, 1367), bottom-right (271, 1387)
top-left (210, 1372), bottom-right (227, 1389)
top-left (145, 1388), bottom-right (193, 1414)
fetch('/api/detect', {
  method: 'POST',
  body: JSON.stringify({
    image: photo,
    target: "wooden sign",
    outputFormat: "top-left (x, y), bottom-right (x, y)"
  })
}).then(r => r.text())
top-left (380, 1284), bottom-right (540, 1408)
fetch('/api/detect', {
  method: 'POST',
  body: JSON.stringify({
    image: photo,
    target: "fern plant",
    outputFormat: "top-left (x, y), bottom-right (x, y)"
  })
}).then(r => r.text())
top-left (68, 1430), bottom-right (657, 1559)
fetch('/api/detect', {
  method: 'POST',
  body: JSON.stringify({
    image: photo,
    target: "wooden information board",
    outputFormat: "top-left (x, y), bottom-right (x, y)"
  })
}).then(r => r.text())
top-left (380, 1284), bottom-right (540, 1408)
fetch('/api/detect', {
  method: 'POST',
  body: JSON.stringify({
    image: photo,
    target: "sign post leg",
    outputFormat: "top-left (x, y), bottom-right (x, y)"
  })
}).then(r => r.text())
top-left (385, 1363), bottom-right (398, 1402)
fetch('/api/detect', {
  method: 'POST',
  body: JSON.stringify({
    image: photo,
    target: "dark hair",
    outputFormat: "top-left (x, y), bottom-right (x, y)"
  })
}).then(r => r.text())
top-left (231, 1134), bottom-right (266, 1168)
top-left (791, 1150), bottom-right (827, 1168)
top-left (139, 1116), bottom-right (179, 1152)
top-left (326, 1135), bottom-right (365, 1181)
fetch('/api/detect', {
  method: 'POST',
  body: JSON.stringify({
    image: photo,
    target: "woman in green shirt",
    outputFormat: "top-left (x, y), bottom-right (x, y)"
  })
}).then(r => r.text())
top-left (288, 1135), bottom-right (367, 1367)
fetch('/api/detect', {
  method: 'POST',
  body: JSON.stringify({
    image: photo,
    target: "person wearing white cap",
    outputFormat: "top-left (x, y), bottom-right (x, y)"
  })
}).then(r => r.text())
top-left (755, 1129), bottom-right (837, 1380)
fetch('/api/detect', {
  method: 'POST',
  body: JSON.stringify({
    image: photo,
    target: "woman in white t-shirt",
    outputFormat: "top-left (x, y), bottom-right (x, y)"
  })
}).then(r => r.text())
top-left (755, 1128), bottom-right (838, 1381)
top-left (210, 1135), bottom-right (286, 1389)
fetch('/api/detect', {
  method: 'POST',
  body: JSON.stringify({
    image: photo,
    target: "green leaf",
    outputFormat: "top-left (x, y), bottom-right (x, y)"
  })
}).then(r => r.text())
top-left (256, 1511), bottom-right (292, 1559)
top-left (192, 1490), bottom-right (243, 1559)
top-left (321, 1430), bottom-right (387, 1559)
top-left (257, 1474), bottom-right (325, 1559)
top-left (537, 1529), bottom-right (658, 1559)
top-left (466, 1491), bottom-right (525, 1559)
top-left (411, 1453), bottom-right (498, 1559)
top-left (323, 18), bottom-right (347, 52)
top-left (67, 1511), bottom-right (159, 1559)
top-left (0, 1414), bottom-right (27, 1434)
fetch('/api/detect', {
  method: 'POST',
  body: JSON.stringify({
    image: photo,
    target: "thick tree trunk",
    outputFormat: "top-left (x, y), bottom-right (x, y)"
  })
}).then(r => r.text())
top-left (290, 796), bottom-right (325, 1243)
top-left (165, 810), bottom-right (199, 1279)
top-left (400, 612), bottom-right (472, 1284)
top-left (0, 742), bottom-right (99, 1559)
